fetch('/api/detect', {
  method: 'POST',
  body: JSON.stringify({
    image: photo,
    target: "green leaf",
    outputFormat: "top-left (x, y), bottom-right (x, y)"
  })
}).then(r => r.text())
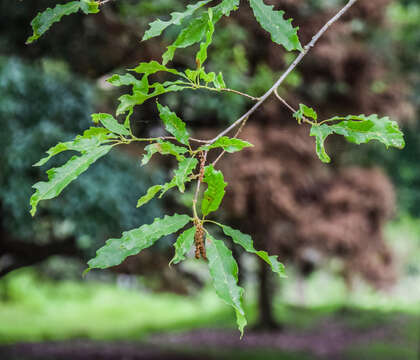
top-left (30, 145), bottom-right (112, 216)
top-left (116, 81), bottom-right (189, 116)
top-left (156, 102), bottom-right (190, 145)
top-left (196, 9), bottom-right (214, 67)
top-left (199, 136), bottom-right (253, 153)
top-left (161, 0), bottom-right (239, 64)
top-left (116, 92), bottom-right (149, 116)
top-left (201, 165), bottom-right (227, 216)
top-left (214, 72), bottom-right (226, 89)
top-left (293, 103), bottom-right (317, 124)
top-left (142, 0), bottom-right (212, 41)
top-left (310, 114), bottom-right (405, 163)
top-left (329, 114), bottom-right (405, 148)
top-left (79, 0), bottom-right (99, 15)
top-left (199, 70), bottom-right (216, 84)
top-left (132, 61), bottom-right (183, 77)
top-left (162, 15), bottom-right (209, 65)
top-left (137, 158), bottom-right (197, 204)
top-left (34, 127), bottom-right (115, 167)
top-left (87, 214), bottom-right (191, 270)
top-left (141, 140), bottom-right (188, 165)
top-left (185, 69), bottom-right (200, 83)
top-left (91, 113), bottom-right (131, 136)
top-left (206, 235), bottom-right (247, 336)
top-left (310, 124), bottom-right (333, 163)
top-left (159, 178), bottom-right (178, 198)
top-left (170, 226), bottom-right (196, 265)
top-left (81, 126), bottom-right (114, 141)
top-left (26, 1), bottom-right (99, 44)
top-left (196, 69), bottom-right (225, 89)
top-left (34, 141), bottom-right (76, 167)
top-left (112, 61), bottom-right (193, 116)
top-left (123, 108), bottom-right (134, 129)
top-left (249, 0), bottom-right (302, 52)
top-left (217, 224), bottom-right (286, 278)
top-left (150, 157), bottom-right (198, 198)
top-left (214, 0), bottom-right (240, 16)
top-left (107, 73), bottom-right (144, 88)
top-left (27, 2), bottom-right (80, 44)
top-left (136, 185), bottom-right (163, 208)
top-left (173, 157), bottom-right (198, 193)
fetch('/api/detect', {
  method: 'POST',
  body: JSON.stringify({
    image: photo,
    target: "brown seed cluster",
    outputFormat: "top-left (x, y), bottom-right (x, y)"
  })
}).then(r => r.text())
top-left (194, 219), bottom-right (207, 260)
top-left (198, 151), bottom-right (206, 182)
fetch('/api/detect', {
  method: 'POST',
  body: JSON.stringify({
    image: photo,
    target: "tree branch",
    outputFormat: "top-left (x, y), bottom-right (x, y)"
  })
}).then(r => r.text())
top-left (273, 89), bottom-right (313, 126)
top-left (192, 151), bottom-right (207, 220)
top-left (99, 0), bottom-right (115, 6)
top-left (212, 115), bottom-right (249, 166)
top-left (207, 0), bottom-right (358, 144)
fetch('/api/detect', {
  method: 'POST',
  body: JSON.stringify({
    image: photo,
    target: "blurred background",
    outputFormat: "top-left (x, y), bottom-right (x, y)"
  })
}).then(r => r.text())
top-left (0, 0), bottom-right (419, 359)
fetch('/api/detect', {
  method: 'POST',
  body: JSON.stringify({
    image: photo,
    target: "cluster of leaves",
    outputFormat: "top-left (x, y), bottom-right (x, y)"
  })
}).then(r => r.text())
top-left (293, 104), bottom-right (405, 163)
top-left (27, 0), bottom-right (405, 334)
top-left (26, 0), bottom-right (99, 44)
top-left (30, 92), bottom-right (282, 334)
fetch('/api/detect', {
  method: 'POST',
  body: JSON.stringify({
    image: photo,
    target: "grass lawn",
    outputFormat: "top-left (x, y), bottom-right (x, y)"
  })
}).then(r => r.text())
top-left (0, 268), bottom-right (234, 343)
top-left (0, 267), bottom-right (419, 359)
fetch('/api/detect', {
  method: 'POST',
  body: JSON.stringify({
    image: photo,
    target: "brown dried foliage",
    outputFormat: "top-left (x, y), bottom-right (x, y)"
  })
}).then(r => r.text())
top-left (198, 151), bottom-right (206, 183)
top-left (213, 123), bottom-right (396, 288)
top-left (191, 0), bottom-right (408, 289)
top-left (238, 0), bottom-right (414, 124)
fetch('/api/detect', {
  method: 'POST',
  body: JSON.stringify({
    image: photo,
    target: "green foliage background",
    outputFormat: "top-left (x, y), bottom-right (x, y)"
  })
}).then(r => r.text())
top-left (0, 57), bottom-right (164, 256)
top-left (0, 0), bottom-right (419, 356)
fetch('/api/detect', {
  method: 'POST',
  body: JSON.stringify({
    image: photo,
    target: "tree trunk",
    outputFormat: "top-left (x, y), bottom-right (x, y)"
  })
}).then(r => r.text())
top-left (255, 258), bottom-right (281, 330)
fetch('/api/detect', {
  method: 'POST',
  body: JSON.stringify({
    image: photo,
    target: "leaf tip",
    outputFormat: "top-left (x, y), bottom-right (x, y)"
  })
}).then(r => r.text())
top-left (82, 268), bottom-right (92, 277)
top-left (29, 196), bottom-right (37, 217)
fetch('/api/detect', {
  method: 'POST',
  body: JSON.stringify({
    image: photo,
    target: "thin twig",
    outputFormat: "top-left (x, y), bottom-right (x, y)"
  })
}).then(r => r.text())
top-left (220, 88), bottom-right (259, 101)
top-left (160, 136), bottom-right (209, 144)
top-left (130, 135), bottom-right (208, 144)
top-left (206, 0), bottom-right (358, 145)
top-left (98, 0), bottom-right (115, 5)
top-left (212, 116), bottom-right (249, 166)
top-left (273, 88), bottom-right (313, 126)
top-left (190, 84), bottom-right (260, 101)
top-left (273, 89), bottom-right (297, 113)
top-left (192, 151), bottom-right (207, 219)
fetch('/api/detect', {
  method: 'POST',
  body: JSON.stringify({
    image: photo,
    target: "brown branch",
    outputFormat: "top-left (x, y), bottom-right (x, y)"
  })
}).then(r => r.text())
top-left (273, 88), bottom-right (313, 126)
top-left (160, 136), bottom-right (209, 144)
top-left (273, 89), bottom-right (297, 114)
top-left (212, 115), bottom-right (249, 166)
top-left (192, 151), bottom-right (208, 220)
top-left (221, 88), bottom-right (260, 101)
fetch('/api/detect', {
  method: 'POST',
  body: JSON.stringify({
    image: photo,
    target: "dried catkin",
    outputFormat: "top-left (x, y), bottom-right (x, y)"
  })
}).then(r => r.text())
top-left (198, 151), bottom-right (206, 182)
top-left (194, 219), bottom-right (206, 260)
